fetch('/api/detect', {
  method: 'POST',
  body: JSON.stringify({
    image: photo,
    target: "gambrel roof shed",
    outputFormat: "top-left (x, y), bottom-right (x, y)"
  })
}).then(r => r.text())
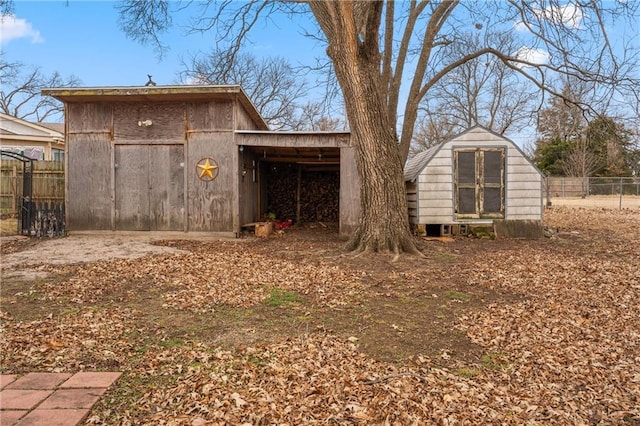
top-left (404, 126), bottom-right (544, 231)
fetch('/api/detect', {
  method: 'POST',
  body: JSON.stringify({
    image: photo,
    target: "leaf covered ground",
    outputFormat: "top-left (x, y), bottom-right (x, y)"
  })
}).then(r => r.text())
top-left (1, 207), bottom-right (639, 425)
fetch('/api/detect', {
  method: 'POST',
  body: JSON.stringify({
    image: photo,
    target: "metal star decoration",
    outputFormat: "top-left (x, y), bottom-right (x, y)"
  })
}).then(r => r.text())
top-left (196, 157), bottom-right (219, 181)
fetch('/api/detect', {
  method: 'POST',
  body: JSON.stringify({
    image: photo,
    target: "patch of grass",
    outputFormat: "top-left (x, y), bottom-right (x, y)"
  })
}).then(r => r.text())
top-left (158, 338), bottom-right (184, 348)
top-left (264, 288), bottom-right (302, 307)
top-left (455, 367), bottom-right (481, 378)
top-left (444, 290), bottom-right (471, 301)
top-left (134, 344), bottom-right (149, 355)
top-left (61, 307), bottom-right (82, 316)
top-left (481, 352), bottom-right (510, 370)
top-left (432, 251), bottom-right (459, 261)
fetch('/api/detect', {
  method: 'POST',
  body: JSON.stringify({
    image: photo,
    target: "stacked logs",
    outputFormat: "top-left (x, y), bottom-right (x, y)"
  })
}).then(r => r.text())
top-left (265, 164), bottom-right (339, 223)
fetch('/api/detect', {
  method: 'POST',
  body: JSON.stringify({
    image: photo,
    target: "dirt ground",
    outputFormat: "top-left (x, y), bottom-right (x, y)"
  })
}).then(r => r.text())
top-left (1, 207), bottom-right (639, 424)
top-left (1, 224), bottom-right (494, 366)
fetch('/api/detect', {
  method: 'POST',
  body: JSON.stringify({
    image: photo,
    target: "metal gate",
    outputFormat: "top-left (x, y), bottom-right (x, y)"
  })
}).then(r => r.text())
top-left (0, 150), bottom-right (65, 237)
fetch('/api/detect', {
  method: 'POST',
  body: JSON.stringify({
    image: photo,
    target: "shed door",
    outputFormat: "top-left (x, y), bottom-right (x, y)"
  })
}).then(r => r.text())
top-left (454, 148), bottom-right (505, 219)
top-left (115, 145), bottom-right (184, 231)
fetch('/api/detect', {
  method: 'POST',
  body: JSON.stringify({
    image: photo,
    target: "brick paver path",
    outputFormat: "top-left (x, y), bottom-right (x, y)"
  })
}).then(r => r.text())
top-left (0, 372), bottom-right (121, 426)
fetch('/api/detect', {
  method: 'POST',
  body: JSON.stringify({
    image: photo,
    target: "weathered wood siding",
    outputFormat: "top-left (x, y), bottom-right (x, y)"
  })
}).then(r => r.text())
top-left (188, 101), bottom-right (234, 131)
top-left (66, 100), bottom-right (239, 233)
top-left (115, 145), bottom-right (149, 230)
top-left (239, 150), bottom-right (258, 226)
top-left (236, 133), bottom-right (351, 148)
top-left (113, 102), bottom-right (186, 143)
top-left (114, 144), bottom-right (184, 231)
top-left (62, 90), bottom-right (357, 236)
top-left (235, 100), bottom-right (261, 131)
top-left (66, 104), bottom-right (113, 230)
top-left (186, 102), bottom-right (236, 232)
top-left (415, 127), bottom-right (542, 224)
top-left (405, 181), bottom-right (418, 224)
top-left (339, 145), bottom-right (360, 237)
top-left (149, 145), bottom-right (185, 230)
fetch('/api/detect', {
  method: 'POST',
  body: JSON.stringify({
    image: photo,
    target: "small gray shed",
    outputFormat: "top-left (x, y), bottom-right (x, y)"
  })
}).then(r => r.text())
top-left (404, 126), bottom-right (544, 236)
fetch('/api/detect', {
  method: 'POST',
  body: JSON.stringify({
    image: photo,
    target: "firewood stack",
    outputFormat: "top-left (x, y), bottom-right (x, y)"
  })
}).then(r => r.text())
top-left (265, 164), bottom-right (339, 223)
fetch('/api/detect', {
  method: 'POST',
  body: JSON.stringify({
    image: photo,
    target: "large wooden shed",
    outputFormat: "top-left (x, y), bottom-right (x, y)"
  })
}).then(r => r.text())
top-left (43, 85), bottom-right (359, 237)
top-left (404, 126), bottom-right (544, 235)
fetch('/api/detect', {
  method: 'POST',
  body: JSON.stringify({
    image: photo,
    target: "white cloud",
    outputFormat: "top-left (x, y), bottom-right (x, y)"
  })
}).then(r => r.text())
top-left (514, 21), bottom-right (529, 32)
top-left (0, 15), bottom-right (44, 44)
top-left (549, 3), bottom-right (583, 29)
top-left (515, 47), bottom-right (550, 69)
top-left (515, 3), bottom-right (584, 32)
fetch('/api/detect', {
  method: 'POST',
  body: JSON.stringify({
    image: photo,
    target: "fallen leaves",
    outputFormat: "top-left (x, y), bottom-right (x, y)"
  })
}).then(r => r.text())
top-left (0, 307), bottom-right (141, 372)
top-left (2, 207), bottom-right (639, 424)
top-left (35, 241), bottom-right (368, 313)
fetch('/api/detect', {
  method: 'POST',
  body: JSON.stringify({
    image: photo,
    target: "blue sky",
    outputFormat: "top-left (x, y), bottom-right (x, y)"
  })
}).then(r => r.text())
top-left (2, 1), bottom-right (637, 149)
top-left (1, 1), bottom-right (322, 87)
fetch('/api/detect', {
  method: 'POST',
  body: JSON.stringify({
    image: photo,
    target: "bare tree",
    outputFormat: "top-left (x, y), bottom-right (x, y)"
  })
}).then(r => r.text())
top-left (116, 0), bottom-right (640, 255)
top-left (419, 30), bottom-right (538, 144)
top-left (296, 101), bottom-right (345, 131)
top-left (536, 82), bottom-right (589, 145)
top-left (0, 53), bottom-right (81, 122)
top-left (409, 108), bottom-right (458, 157)
top-left (179, 48), bottom-right (313, 130)
top-left (562, 136), bottom-right (601, 179)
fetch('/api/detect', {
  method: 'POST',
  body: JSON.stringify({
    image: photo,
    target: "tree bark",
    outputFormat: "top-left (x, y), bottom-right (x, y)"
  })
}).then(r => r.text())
top-left (310, 1), bottom-right (420, 255)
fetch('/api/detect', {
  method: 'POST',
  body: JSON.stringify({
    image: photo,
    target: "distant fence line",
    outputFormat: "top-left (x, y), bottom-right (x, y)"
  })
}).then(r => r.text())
top-left (0, 159), bottom-right (65, 214)
top-left (544, 176), bottom-right (640, 210)
top-left (545, 176), bottom-right (640, 197)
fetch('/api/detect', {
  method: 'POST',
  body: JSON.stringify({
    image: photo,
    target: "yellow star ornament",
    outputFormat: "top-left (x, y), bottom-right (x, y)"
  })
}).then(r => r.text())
top-left (196, 157), bottom-right (219, 181)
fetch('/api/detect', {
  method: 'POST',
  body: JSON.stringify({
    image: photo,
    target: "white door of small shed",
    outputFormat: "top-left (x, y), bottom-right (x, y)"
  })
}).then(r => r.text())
top-left (454, 148), bottom-right (505, 219)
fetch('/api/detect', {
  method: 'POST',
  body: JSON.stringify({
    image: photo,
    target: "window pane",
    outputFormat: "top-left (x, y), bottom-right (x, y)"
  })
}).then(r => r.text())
top-left (457, 151), bottom-right (475, 183)
top-left (484, 150), bottom-right (503, 184)
top-left (483, 187), bottom-right (502, 213)
top-left (459, 188), bottom-right (476, 214)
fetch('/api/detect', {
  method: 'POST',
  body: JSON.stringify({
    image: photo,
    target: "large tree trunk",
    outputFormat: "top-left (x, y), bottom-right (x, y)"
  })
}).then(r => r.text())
top-left (312, 2), bottom-right (419, 255)
top-left (344, 104), bottom-right (420, 255)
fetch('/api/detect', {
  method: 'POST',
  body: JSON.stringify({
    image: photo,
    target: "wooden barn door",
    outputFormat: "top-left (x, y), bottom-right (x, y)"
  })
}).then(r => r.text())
top-left (454, 148), bottom-right (505, 219)
top-left (115, 145), bottom-right (184, 231)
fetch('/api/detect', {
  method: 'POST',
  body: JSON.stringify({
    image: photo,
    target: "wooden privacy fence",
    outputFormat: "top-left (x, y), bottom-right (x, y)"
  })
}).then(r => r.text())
top-left (1, 158), bottom-right (66, 236)
top-left (0, 159), bottom-right (65, 214)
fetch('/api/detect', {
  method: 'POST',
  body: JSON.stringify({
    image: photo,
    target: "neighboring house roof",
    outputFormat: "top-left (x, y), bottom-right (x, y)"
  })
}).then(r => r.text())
top-left (39, 122), bottom-right (65, 133)
top-left (0, 113), bottom-right (65, 160)
top-left (42, 85), bottom-right (270, 131)
top-left (0, 113), bottom-right (64, 140)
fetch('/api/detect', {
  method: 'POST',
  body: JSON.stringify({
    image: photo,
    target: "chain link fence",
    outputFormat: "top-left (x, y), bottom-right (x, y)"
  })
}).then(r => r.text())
top-left (544, 177), bottom-right (640, 209)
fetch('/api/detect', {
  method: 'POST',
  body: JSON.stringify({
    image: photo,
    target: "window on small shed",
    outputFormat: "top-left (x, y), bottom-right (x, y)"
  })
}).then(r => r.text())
top-left (454, 148), bottom-right (505, 219)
